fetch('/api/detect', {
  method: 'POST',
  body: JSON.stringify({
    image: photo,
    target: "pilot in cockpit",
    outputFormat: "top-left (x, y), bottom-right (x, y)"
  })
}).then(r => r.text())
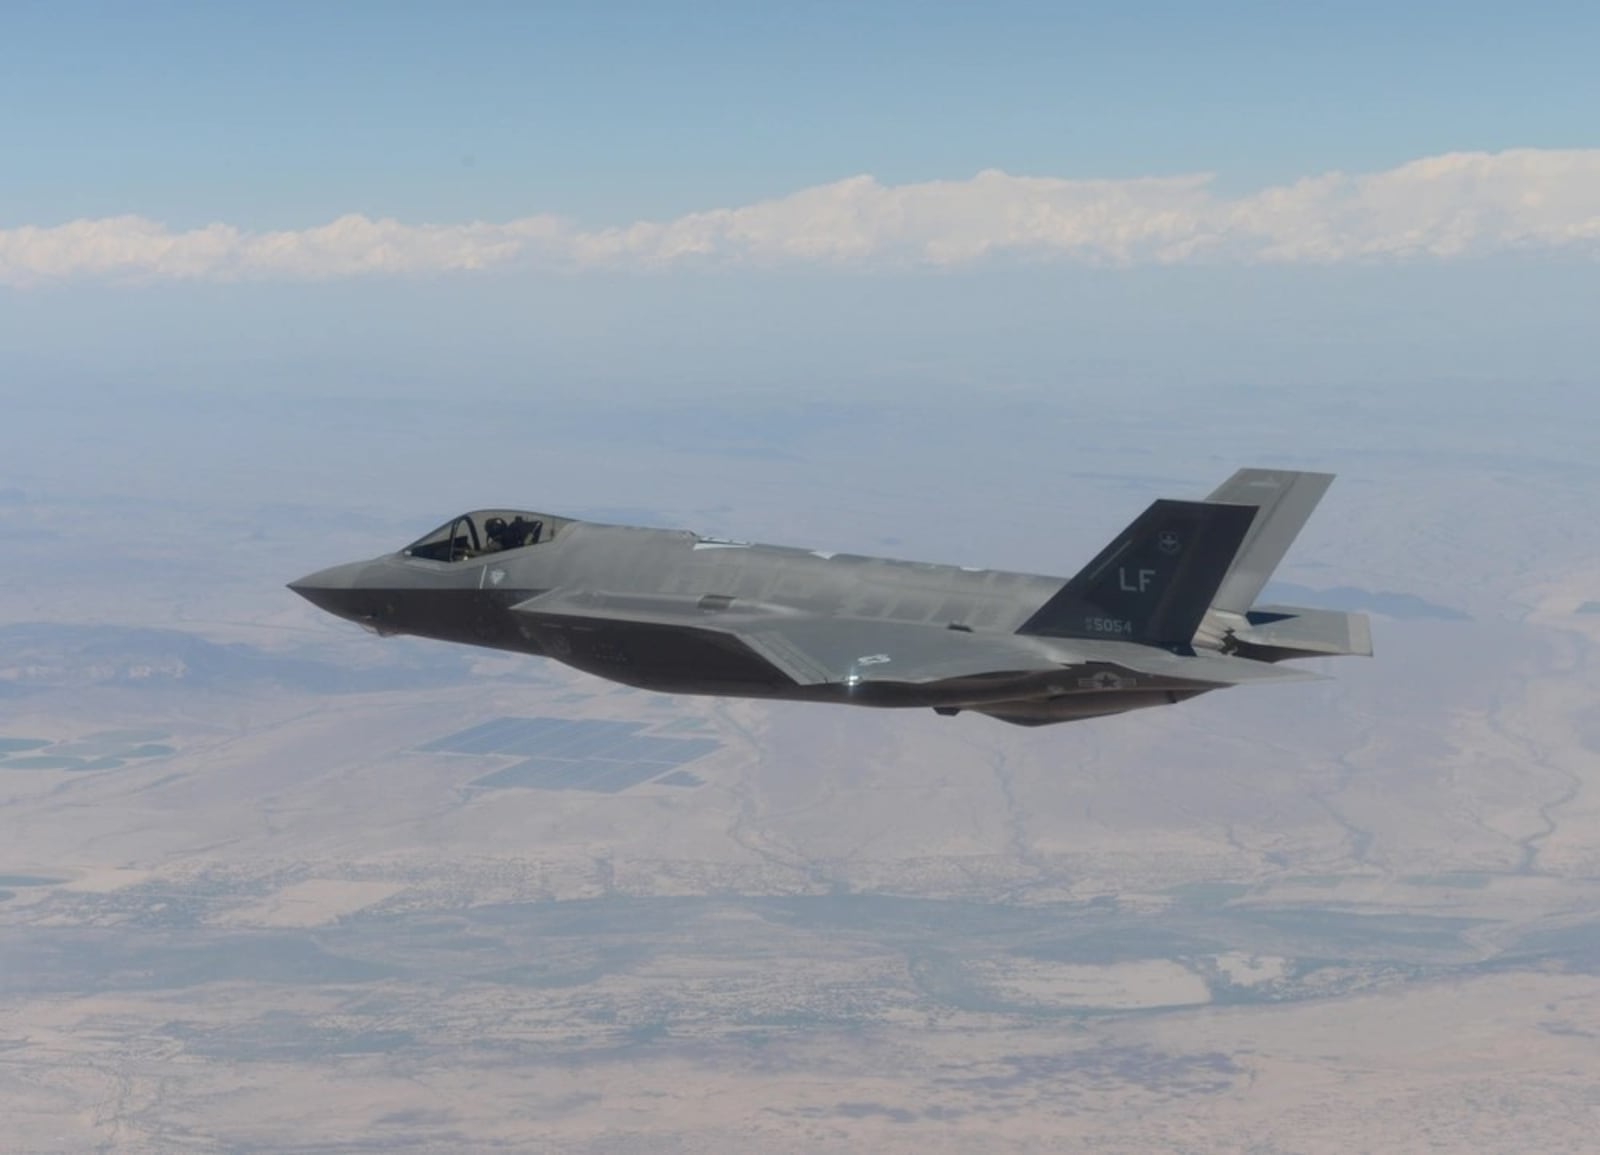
top-left (482, 515), bottom-right (542, 553)
top-left (508, 516), bottom-right (541, 547)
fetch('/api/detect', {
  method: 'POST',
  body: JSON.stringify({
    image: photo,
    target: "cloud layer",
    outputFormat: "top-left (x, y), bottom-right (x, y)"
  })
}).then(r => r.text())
top-left (5, 149), bottom-right (1598, 284)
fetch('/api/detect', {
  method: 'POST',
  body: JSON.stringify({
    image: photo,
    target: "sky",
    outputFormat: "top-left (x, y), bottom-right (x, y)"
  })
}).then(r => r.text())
top-left (5, 0), bottom-right (1600, 224)
top-left (2, 0), bottom-right (1598, 401)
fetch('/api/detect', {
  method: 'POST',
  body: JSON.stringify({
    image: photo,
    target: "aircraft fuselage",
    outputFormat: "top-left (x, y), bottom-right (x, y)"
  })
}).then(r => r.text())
top-left (293, 522), bottom-right (1083, 705)
top-left (290, 473), bottom-right (1368, 726)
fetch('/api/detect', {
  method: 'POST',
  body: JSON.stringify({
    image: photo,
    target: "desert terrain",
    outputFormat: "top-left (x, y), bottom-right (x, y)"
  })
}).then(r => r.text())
top-left (3, 387), bottom-right (1599, 1152)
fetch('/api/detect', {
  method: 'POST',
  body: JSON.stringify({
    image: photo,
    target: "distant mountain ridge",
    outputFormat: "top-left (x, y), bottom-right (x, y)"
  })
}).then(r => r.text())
top-left (1262, 582), bottom-right (1469, 622)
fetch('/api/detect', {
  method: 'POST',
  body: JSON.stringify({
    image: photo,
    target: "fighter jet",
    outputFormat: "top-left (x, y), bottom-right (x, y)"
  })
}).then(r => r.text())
top-left (290, 469), bottom-right (1370, 727)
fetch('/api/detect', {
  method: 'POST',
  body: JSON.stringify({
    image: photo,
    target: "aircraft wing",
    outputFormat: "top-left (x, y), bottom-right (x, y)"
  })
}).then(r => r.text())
top-left (511, 590), bottom-right (1322, 694)
top-left (511, 590), bottom-right (1065, 687)
top-left (734, 617), bottom-right (1064, 687)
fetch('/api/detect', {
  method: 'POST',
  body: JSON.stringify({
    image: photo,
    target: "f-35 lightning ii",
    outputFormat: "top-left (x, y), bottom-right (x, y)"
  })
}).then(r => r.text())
top-left (290, 469), bottom-right (1370, 727)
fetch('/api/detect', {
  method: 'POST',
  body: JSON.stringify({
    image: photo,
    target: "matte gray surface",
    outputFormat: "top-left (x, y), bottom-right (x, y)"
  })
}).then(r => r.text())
top-left (291, 471), bottom-right (1370, 727)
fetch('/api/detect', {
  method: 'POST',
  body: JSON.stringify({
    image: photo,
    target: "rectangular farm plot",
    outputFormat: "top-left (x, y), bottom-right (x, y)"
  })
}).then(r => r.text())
top-left (422, 716), bottom-right (722, 794)
top-left (474, 758), bottom-right (665, 793)
top-left (0, 732), bottom-right (175, 772)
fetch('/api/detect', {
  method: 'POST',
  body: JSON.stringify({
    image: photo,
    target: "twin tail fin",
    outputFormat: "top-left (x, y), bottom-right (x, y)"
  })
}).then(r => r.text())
top-left (1016, 499), bottom-right (1257, 650)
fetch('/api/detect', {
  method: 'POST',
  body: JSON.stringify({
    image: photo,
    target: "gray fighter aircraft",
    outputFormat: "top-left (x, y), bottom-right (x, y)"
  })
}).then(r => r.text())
top-left (290, 469), bottom-right (1370, 727)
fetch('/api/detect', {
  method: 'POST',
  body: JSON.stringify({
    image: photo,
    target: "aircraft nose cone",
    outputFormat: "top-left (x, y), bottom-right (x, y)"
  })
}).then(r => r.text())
top-left (288, 561), bottom-right (369, 618)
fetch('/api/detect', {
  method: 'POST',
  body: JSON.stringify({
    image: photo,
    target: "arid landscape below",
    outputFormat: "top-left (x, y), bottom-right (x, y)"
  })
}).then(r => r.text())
top-left (4, 391), bottom-right (1600, 1152)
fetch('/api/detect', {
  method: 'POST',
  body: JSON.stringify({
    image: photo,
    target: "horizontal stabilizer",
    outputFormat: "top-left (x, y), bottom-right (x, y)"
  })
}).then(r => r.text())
top-left (1229, 604), bottom-right (1373, 661)
top-left (1061, 639), bottom-right (1331, 686)
top-left (1141, 651), bottom-right (1328, 686)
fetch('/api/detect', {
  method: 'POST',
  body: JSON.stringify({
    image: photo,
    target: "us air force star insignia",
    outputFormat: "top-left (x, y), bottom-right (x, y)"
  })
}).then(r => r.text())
top-left (1157, 530), bottom-right (1182, 555)
top-left (1078, 671), bottom-right (1128, 691)
top-left (489, 569), bottom-right (506, 586)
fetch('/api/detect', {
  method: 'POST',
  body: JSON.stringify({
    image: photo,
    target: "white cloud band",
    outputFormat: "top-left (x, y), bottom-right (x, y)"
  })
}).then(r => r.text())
top-left (4, 149), bottom-right (1598, 284)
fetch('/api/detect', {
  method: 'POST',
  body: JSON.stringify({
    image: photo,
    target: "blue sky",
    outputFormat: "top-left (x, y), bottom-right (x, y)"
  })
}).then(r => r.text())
top-left (5, 0), bottom-right (1597, 226)
top-left (2, 1), bottom-right (1598, 404)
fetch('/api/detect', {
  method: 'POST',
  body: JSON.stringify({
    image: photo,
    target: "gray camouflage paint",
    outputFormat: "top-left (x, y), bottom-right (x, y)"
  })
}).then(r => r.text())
top-left (290, 469), bottom-right (1369, 727)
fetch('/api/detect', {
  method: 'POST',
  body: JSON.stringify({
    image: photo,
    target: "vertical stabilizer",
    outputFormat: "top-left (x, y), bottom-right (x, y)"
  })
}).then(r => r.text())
top-left (1204, 469), bottom-right (1334, 613)
top-left (1017, 499), bottom-right (1257, 650)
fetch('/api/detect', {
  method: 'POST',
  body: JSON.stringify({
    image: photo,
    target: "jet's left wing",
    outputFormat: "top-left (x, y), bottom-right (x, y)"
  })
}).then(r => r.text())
top-left (735, 616), bottom-right (1063, 687)
top-left (510, 589), bottom-right (1065, 689)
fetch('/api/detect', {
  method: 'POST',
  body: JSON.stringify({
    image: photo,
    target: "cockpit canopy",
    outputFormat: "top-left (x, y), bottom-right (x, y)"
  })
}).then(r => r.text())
top-left (403, 509), bottom-right (574, 563)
